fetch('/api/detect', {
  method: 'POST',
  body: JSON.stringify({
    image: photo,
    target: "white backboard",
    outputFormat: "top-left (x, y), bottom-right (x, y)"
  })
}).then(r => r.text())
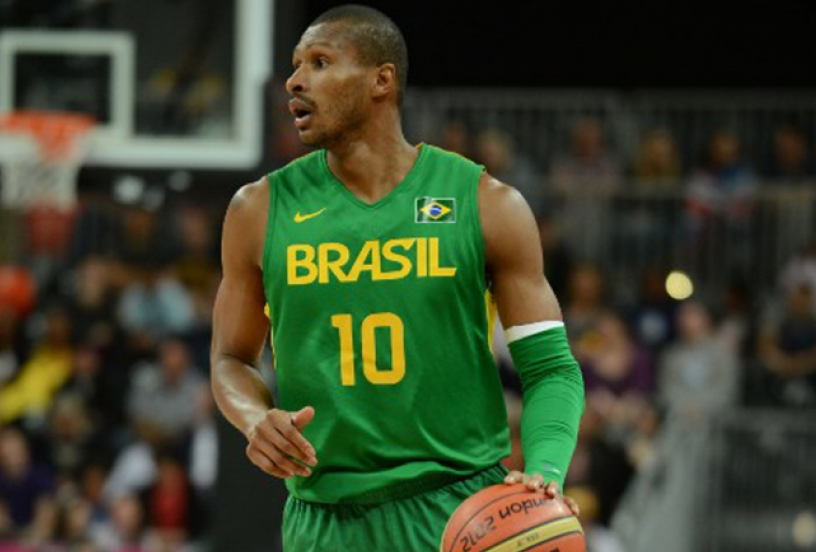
top-left (0, 0), bottom-right (273, 169)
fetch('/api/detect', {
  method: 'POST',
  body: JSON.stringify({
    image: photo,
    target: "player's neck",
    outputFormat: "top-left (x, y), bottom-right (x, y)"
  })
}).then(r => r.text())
top-left (326, 118), bottom-right (418, 205)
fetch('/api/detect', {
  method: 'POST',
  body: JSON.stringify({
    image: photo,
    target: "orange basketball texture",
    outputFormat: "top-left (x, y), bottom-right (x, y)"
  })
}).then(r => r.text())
top-left (441, 484), bottom-right (585, 552)
top-left (0, 266), bottom-right (36, 317)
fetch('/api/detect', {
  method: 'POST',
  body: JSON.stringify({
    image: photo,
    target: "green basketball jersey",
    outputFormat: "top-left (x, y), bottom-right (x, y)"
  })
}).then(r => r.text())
top-left (262, 144), bottom-right (510, 503)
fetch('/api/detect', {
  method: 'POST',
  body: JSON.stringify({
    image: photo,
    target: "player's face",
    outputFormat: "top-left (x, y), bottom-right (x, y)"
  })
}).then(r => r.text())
top-left (286, 24), bottom-right (371, 148)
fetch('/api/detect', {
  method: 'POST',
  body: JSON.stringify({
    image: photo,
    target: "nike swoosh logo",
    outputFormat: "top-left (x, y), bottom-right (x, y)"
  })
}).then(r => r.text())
top-left (294, 207), bottom-right (328, 223)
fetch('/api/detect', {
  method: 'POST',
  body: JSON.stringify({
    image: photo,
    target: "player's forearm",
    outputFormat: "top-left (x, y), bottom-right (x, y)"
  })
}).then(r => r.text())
top-left (520, 381), bottom-right (583, 487)
top-left (211, 355), bottom-right (275, 437)
top-left (509, 326), bottom-right (585, 488)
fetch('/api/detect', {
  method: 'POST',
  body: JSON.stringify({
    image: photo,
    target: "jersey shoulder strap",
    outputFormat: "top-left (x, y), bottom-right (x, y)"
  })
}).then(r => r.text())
top-left (267, 150), bottom-right (323, 191)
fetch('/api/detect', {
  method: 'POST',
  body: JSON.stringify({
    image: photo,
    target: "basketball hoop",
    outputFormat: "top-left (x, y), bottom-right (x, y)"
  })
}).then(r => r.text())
top-left (0, 110), bottom-right (95, 210)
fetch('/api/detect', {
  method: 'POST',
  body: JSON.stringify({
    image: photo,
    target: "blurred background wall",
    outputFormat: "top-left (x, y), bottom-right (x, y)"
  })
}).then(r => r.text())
top-left (1, 1), bottom-right (816, 551)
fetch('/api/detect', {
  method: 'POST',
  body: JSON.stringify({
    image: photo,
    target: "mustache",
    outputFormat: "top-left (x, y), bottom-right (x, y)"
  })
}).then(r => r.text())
top-left (290, 95), bottom-right (316, 108)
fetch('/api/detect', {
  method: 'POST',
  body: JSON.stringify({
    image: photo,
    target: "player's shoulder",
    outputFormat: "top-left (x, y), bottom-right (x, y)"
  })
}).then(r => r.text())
top-left (478, 171), bottom-right (540, 259)
top-left (230, 176), bottom-right (269, 214)
top-left (477, 172), bottom-right (529, 215)
top-left (224, 176), bottom-right (270, 248)
top-left (223, 177), bottom-right (270, 265)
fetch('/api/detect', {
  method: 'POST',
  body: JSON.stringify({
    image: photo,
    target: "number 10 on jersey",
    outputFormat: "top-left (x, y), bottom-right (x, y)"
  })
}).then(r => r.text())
top-left (331, 313), bottom-right (406, 386)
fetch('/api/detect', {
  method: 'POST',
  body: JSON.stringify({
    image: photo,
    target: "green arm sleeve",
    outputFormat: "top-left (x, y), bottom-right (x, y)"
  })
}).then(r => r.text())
top-left (508, 326), bottom-right (585, 488)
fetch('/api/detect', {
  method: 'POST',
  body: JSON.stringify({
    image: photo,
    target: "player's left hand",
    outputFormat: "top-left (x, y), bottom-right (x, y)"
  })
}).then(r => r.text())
top-left (504, 471), bottom-right (580, 517)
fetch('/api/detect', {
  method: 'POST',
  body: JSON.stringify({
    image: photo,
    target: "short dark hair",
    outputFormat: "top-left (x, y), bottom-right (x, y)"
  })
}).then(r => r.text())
top-left (310, 4), bottom-right (408, 105)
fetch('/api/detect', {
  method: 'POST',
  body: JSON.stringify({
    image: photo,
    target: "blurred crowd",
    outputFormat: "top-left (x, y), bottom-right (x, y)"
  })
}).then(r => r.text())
top-left (436, 117), bottom-right (816, 197)
top-left (426, 117), bottom-right (816, 550)
top-left (0, 115), bottom-right (815, 552)
top-left (496, 251), bottom-right (816, 551)
top-left (0, 203), bottom-right (219, 552)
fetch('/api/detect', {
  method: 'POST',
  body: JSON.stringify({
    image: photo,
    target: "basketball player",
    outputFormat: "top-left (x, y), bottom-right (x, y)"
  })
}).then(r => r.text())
top-left (211, 5), bottom-right (585, 551)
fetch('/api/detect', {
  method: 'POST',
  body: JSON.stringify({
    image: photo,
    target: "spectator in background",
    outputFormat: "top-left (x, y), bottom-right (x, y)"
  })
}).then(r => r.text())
top-left (550, 118), bottom-right (622, 259)
top-left (634, 129), bottom-right (682, 187)
top-left (78, 464), bottom-right (109, 530)
top-left (566, 486), bottom-right (625, 552)
top-left (716, 277), bottom-right (754, 358)
top-left (172, 207), bottom-right (218, 324)
top-left (89, 493), bottom-right (151, 552)
top-left (126, 337), bottom-right (205, 448)
top-left (0, 309), bottom-right (74, 426)
top-left (685, 130), bottom-right (757, 274)
top-left (439, 120), bottom-right (471, 157)
top-left (108, 338), bottom-right (203, 503)
top-left (71, 541), bottom-right (102, 552)
top-left (117, 207), bottom-right (168, 272)
top-left (550, 118), bottom-right (622, 193)
top-left (475, 129), bottom-right (541, 210)
top-left (188, 389), bottom-right (217, 494)
top-left (686, 129), bottom-right (756, 225)
top-left (145, 455), bottom-right (194, 549)
top-left (564, 406), bottom-right (633, 527)
top-left (187, 389), bottom-right (217, 540)
top-left (627, 266), bottom-right (677, 355)
top-left (170, 207), bottom-right (220, 370)
top-left (779, 240), bottom-right (816, 312)
top-left (626, 131), bottom-right (684, 263)
top-left (575, 311), bottom-right (654, 448)
top-left (66, 257), bottom-right (119, 349)
top-left (102, 443), bottom-right (155, 510)
top-left (59, 345), bottom-right (105, 425)
top-left (0, 499), bottom-right (12, 542)
top-left (22, 206), bottom-right (76, 284)
top-left (537, 212), bottom-right (573, 299)
top-left (0, 427), bottom-right (55, 544)
top-left (118, 261), bottom-right (196, 344)
top-left (640, 300), bottom-right (740, 552)
top-left (764, 125), bottom-right (815, 183)
top-left (61, 340), bottom-right (133, 439)
top-left (659, 301), bottom-right (740, 421)
top-left (609, 130), bottom-right (681, 269)
top-left (44, 394), bottom-right (102, 481)
top-left (0, 311), bottom-right (25, 388)
top-left (758, 283), bottom-right (816, 407)
top-left (564, 263), bottom-right (606, 344)
top-left (55, 494), bottom-right (94, 550)
top-left (67, 201), bottom-right (121, 267)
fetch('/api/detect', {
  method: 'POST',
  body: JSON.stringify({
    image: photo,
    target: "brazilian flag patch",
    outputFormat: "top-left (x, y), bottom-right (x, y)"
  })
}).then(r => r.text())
top-left (415, 197), bottom-right (456, 223)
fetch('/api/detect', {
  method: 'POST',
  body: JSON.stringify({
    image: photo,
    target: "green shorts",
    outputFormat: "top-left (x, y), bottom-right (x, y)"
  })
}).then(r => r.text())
top-left (282, 465), bottom-right (508, 552)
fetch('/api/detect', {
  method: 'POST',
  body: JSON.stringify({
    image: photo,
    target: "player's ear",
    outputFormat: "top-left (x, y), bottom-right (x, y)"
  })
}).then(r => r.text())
top-left (372, 63), bottom-right (397, 101)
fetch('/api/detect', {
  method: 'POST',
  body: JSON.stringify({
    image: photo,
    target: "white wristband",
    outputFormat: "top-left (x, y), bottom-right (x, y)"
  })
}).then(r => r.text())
top-left (504, 321), bottom-right (565, 345)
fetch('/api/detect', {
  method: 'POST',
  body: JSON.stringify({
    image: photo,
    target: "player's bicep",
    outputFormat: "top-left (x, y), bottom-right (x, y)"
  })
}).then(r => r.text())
top-left (212, 186), bottom-right (270, 366)
top-left (212, 271), bottom-right (268, 366)
top-left (479, 175), bottom-right (563, 328)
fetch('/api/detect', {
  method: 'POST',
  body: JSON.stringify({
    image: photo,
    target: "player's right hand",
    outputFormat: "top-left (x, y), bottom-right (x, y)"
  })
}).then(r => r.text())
top-left (504, 471), bottom-right (580, 517)
top-left (245, 406), bottom-right (318, 479)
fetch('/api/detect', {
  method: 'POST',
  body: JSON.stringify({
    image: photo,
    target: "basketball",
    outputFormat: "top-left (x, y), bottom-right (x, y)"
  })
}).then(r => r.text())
top-left (0, 265), bottom-right (36, 317)
top-left (441, 484), bottom-right (585, 552)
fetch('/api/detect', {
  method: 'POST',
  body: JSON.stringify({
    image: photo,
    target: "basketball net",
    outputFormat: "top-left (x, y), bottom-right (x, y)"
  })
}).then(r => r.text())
top-left (0, 110), bottom-right (95, 211)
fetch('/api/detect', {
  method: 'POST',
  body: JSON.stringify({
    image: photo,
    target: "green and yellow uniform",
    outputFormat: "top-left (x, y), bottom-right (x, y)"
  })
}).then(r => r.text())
top-left (263, 145), bottom-right (509, 549)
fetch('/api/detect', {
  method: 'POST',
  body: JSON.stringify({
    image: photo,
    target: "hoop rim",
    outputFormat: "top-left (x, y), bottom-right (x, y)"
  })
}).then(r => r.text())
top-left (0, 109), bottom-right (96, 160)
